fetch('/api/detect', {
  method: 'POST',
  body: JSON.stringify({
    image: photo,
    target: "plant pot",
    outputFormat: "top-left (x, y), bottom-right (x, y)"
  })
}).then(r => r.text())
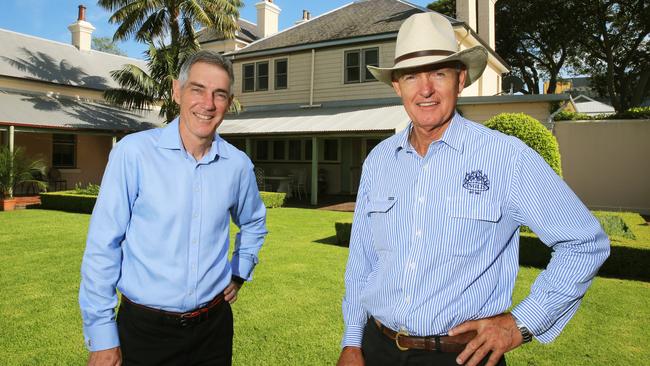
top-left (1, 198), bottom-right (16, 211)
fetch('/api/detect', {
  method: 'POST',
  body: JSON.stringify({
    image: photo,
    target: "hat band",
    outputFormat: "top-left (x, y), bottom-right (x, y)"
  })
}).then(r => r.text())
top-left (394, 50), bottom-right (456, 64)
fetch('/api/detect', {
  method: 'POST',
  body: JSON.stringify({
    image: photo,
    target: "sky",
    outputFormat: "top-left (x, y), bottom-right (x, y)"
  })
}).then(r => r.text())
top-left (0, 0), bottom-right (433, 59)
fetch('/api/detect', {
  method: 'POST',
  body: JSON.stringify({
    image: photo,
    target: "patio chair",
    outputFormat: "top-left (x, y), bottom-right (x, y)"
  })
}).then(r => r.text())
top-left (254, 167), bottom-right (267, 192)
top-left (293, 172), bottom-right (307, 200)
top-left (48, 168), bottom-right (67, 192)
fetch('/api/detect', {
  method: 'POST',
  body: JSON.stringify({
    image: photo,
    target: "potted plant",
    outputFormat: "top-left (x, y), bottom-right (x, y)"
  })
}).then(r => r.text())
top-left (0, 146), bottom-right (47, 211)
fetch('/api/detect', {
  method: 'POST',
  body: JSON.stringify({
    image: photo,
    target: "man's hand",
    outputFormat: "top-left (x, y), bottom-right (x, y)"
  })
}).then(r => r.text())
top-left (336, 346), bottom-right (364, 366)
top-left (223, 280), bottom-right (243, 304)
top-left (87, 347), bottom-right (121, 366)
top-left (448, 313), bottom-right (523, 366)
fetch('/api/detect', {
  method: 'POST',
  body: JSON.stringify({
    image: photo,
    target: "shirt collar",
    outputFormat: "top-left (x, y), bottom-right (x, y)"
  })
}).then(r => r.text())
top-left (393, 112), bottom-right (466, 156)
top-left (156, 117), bottom-right (229, 160)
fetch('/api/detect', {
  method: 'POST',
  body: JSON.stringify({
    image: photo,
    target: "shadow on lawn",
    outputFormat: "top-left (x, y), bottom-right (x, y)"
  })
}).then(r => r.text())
top-left (520, 236), bottom-right (650, 282)
top-left (314, 235), bottom-right (347, 247)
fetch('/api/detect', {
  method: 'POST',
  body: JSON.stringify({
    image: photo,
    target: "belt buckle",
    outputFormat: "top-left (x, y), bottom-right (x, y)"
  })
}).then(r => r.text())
top-left (395, 329), bottom-right (410, 351)
top-left (179, 310), bottom-right (200, 327)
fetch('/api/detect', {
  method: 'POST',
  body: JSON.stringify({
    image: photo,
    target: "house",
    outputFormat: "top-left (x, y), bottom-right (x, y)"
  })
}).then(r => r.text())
top-left (0, 5), bottom-right (161, 193)
top-left (572, 95), bottom-right (615, 116)
top-left (199, 0), bottom-right (571, 204)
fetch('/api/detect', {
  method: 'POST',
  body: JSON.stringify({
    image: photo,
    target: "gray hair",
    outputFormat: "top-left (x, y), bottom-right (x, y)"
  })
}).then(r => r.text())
top-left (178, 50), bottom-right (235, 95)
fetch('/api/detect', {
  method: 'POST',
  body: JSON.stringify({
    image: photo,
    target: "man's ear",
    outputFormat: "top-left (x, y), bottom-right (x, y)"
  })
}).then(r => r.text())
top-left (392, 79), bottom-right (403, 98)
top-left (172, 79), bottom-right (181, 105)
top-left (457, 69), bottom-right (468, 94)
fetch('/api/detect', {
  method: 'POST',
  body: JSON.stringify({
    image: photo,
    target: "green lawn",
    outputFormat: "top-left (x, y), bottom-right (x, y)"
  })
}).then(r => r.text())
top-left (1, 209), bottom-right (649, 365)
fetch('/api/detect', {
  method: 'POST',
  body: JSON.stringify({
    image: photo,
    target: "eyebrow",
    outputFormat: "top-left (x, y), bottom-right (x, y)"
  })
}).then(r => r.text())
top-left (188, 82), bottom-right (229, 95)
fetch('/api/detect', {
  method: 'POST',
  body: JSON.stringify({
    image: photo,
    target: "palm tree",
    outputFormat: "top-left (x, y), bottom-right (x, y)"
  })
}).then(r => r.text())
top-left (0, 146), bottom-right (47, 200)
top-left (98, 0), bottom-right (243, 48)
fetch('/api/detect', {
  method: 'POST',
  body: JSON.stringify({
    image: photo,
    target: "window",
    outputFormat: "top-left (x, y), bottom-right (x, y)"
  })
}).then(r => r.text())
top-left (344, 47), bottom-right (379, 83)
top-left (272, 140), bottom-right (286, 160)
top-left (288, 140), bottom-right (301, 160)
top-left (52, 134), bottom-right (76, 168)
top-left (243, 63), bottom-right (255, 92)
top-left (275, 59), bottom-right (288, 90)
top-left (228, 138), bottom-right (246, 153)
top-left (255, 140), bottom-right (269, 160)
top-left (365, 138), bottom-right (381, 157)
top-left (256, 62), bottom-right (269, 91)
top-left (324, 139), bottom-right (339, 161)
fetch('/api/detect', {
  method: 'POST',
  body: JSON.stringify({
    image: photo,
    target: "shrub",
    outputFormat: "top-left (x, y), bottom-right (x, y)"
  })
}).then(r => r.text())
top-left (553, 110), bottom-right (593, 121)
top-left (40, 191), bottom-right (97, 213)
top-left (611, 106), bottom-right (650, 120)
top-left (73, 182), bottom-right (101, 196)
top-left (334, 221), bottom-right (353, 247)
top-left (593, 213), bottom-right (636, 240)
top-left (259, 191), bottom-right (286, 208)
top-left (484, 113), bottom-right (563, 176)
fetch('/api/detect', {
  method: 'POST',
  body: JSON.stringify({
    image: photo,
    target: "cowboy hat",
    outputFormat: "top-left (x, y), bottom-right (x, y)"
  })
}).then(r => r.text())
top-left (367, 12), bottom-right (488, 87)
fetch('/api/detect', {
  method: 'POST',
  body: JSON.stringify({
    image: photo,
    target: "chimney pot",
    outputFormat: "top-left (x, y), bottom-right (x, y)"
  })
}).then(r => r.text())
top-left (302, 10), bottom-right (308, 20)
top-left (78, 5), bottom-right (86, 21)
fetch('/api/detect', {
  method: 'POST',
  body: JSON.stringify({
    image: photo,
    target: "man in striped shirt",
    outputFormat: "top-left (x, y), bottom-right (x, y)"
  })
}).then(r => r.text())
top-left (337, 12), bottom-right (609, 366)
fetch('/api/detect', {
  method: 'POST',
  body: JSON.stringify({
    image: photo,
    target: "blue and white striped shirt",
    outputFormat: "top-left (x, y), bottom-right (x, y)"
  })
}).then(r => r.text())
top-left (342, 113), bottom-right (609, 347)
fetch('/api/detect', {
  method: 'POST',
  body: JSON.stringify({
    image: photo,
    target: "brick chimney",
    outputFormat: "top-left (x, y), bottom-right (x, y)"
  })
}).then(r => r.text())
top-left (295, 9), bottom-right (311, 25)
top-left (255, 0), bottom-right (281, 38)
top-left (456, 0), bottom-right (497, 49)
top-left (68, 5), bottom-right (95, 51)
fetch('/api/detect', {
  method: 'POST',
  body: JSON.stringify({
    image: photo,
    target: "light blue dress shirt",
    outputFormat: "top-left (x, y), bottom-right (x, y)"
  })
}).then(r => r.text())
top-left (342, 113), bottom-right (609, 347)
top-left (79, 118), bottom-right (267, 351)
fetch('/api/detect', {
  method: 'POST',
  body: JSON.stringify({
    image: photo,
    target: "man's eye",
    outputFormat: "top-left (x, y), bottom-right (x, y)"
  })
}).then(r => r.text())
top-left (215, 93), bottom-right (228, 101)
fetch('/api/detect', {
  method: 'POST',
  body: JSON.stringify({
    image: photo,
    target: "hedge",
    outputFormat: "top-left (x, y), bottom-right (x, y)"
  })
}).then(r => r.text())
top-left (554, 106), bottom-right (650, 121)
top-left (40, 190), bottom-right (286, 214)
top-left (484, 113), bottom-right (563, 176)
top-left (335, 221), bottom-right (353, 246)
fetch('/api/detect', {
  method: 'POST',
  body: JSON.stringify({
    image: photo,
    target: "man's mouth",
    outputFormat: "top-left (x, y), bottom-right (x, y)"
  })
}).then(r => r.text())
top-left (193, 112), bottom-right (214, 120)
top-left (416, 101), bottom-right (439, 107)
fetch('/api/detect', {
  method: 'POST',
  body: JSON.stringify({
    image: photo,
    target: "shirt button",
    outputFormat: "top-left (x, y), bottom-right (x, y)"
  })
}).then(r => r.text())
top-left (405, 296), bottom-right (411, 304)
top-left (410, 262), bottom-right (416, 270)
top-left (188, 290), bottom-right (194, 295)
top-left (418, 196), bottom-right (425, 203)
top-left (193, 212), bottom-right (199, 218)
top-left (192, 239), bottom-right (197, 245)
top-left (422, 164), bottom-right (429, 171)
top-left (415, 229), bottom-right (422, 237)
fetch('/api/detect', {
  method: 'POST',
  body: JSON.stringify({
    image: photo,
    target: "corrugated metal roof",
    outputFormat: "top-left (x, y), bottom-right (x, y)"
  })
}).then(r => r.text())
top-left (0, 88), bottom-right (162, 132)
top-left (0, 28), bottom-right (147, 90)
top-left (218, 104), bottom-right (410, 135)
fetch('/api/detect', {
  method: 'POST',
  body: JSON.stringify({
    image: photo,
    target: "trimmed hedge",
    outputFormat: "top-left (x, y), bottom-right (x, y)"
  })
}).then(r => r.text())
top-left (485, 113), bottom-right (563, 176)
top-left (554, 106), bottom-right (650, 121)
top-left (41, 190), bottom-right (286, 214)
top-left (259, 191), bottom-right (286, 208)
top-left (40, 192), bottom-right (97, 214)
top-left (335, 221), bottom-right (353, 246)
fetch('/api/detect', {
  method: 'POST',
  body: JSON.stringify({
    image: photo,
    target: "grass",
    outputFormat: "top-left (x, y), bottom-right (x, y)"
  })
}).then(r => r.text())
top-left (1, 208), bottom-right (649, 365)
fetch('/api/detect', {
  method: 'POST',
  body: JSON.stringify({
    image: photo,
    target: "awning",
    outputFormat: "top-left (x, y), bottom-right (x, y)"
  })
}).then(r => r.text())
top-left (0, 88), bottom-right (162, 132)
top-left (218, 104), bottom-right (410, 136)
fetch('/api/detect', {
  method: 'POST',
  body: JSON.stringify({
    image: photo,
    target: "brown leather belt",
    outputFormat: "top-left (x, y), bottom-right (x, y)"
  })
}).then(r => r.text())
top-left (374, 319), bottom-right (475, 353)
top-left (120, 293), bottom-right (225, 327)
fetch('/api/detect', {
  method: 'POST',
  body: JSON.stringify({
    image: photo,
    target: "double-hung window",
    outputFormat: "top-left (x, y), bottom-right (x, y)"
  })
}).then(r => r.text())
top-left (275, 59), bottom-right (288, 90)
top-left (242, 61), bottom-right (269, 92)
top-left (344, 47), bottom-right (379, 83)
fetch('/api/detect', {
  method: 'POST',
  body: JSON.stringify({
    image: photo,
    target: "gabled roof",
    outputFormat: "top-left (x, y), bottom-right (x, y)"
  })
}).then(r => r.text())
top-left (572, 95), bottom-right (615, 115)
top-left (197, 18), bottom-right (260, 45)
top-left (0, 88), bottom-right (161, 132)
top-left (232, 0), bottom-right (444, 56)
top-left (0, 28), bottom-right (147, 91)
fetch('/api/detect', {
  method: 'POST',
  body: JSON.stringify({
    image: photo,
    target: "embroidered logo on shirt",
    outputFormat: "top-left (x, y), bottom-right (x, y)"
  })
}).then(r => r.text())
top-left (463, 170), bottom-right (490, 194)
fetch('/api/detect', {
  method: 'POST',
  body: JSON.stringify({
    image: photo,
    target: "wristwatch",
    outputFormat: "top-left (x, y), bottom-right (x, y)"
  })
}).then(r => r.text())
top-left (512, 315), bottom-right (533, 344)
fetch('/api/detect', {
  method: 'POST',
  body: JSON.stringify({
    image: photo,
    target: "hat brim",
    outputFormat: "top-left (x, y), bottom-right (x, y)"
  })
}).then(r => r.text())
top-left (367, 46), bottom-right (488, 87)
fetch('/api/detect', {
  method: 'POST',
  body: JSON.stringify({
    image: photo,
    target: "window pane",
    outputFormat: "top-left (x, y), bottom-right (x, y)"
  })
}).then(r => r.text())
top-left (364, 48), bottom-right (379, 81)
top-left (243, 64), bottom-right (255, 92)
top-left (276, 59), bottom-right (287, 74)
top-left (52, 134), bottom-right (76, 168)
top-left (257, 62), bottom-right (269, 91)
top-left (365, 138), bottom-right (381, 156)
top-left (346, 67), bottom-right (360, 83)
top-left (228, 138), bottom-right (246, 152)
top-left (324, 139), bottom-right (338, 161)
top-left (305, 139), bottom-right (312, 160)
top-left (256, 140), bottom-right (268, 160)
top-left (346, 51), bottom-right (360, 67)
top-left (275, 59), bottom-right (288, 90)
top-left (272, 140), bottom-right (285, 160)
top-left (288, 140), bottom-right (301, 160)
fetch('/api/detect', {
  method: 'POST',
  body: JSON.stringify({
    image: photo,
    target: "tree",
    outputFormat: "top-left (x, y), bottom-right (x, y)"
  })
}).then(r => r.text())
top-left (98, 0), bottom-right (243, 49)
top-left (92, 36), bottom-right (127, 56)
top-left (496, 0), bottom-right (580, 94)
top-left (427, 0), bottom-right (455, 17)
top-left (569, 0), bottom-right (650, 112)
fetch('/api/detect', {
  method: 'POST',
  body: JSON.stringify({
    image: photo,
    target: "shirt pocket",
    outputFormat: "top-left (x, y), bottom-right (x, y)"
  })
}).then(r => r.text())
top-left (366, 197), bottom-right (398, 251)
top-left (445, 197), bottom-right (502, 257)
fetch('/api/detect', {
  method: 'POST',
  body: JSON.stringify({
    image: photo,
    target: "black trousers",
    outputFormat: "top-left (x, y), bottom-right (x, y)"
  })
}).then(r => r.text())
top-left (361, 319), bottom-right (506, 366)
top-left (117, 299), bottom-right (233, 366)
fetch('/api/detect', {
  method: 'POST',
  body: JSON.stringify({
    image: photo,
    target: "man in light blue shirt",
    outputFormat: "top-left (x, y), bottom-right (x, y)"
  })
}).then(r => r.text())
top-left (337, 13), bottom-right (609, 366)
top-left (79, 50), bottom-right (267, 366)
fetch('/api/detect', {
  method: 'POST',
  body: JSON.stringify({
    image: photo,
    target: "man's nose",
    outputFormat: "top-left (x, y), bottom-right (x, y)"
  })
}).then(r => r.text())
top-left (417, 75), bottom-right (435, 97)
top-left (200, 92), bottom-right (216, 110)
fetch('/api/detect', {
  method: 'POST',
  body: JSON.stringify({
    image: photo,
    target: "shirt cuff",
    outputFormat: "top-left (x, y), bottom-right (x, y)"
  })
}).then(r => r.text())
top-left (341, 324), bottom-right (365, 348)
top-left (83, 323), bottom-right (120, 352)
top-left (511, 296), bottom-right (553, 341)
top-left (231, 253), bottom-right (258, 281)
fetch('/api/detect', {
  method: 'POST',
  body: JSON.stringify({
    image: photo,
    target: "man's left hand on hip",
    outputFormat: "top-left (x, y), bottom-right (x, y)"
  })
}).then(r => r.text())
top-left (223, 281), bottom-right (243, 304)
top-left (448, 313), bottom-right (523, 366)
